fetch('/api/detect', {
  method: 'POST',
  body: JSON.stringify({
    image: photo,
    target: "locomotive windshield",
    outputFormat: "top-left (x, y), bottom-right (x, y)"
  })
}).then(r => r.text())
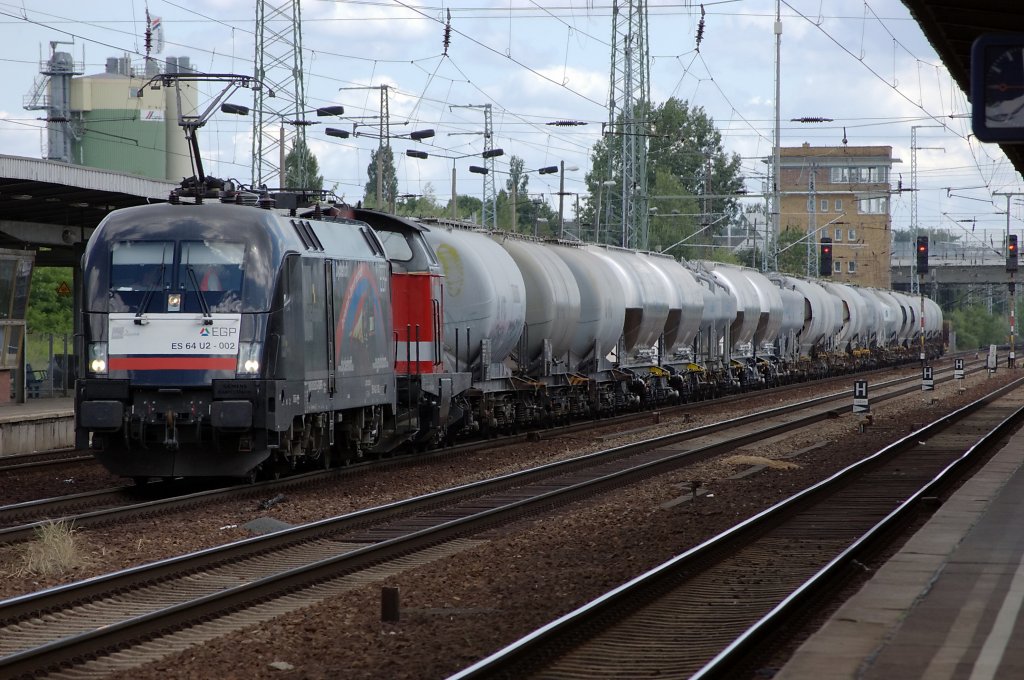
top-left (108, 240), bottom-right (245, 314)
top-left (179, 241), bottom-right (245, 312)
top-left (111, 241), bottom-right (173, 293)
top-left (375, 230), bottom-right (414, 262)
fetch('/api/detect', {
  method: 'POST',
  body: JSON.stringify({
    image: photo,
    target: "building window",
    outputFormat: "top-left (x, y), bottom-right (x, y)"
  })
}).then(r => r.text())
top-left (848, 227), bottom-right (857, 241)
top-left (856, 197), bottom-right (887, 214)
top-left (830, 167), bottom-right (889, 183)
top-left (835, 227), bottom-right (843, 241)
top-left (848, 261), bottom-right (857, 273)
top-left (834, 260), bottom-right (842, 273)
top-left (835, 199), bottom-right (842, 211)
top-left (821, 199), bottom-right (829, 212)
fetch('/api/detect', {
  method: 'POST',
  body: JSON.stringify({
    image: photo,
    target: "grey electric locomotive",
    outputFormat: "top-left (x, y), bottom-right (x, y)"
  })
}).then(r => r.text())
top-left (75, 200), bottom-right (395, 479)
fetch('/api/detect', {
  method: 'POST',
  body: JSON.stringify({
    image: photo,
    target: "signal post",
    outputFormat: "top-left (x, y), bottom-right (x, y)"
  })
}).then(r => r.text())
top-left (917, 236), bottom-right (928, 366)
top-left (996, 192), bottom-right (1023, 368)
top-left (819, 237), bottom-right (832, 277)
top-left (1009, 234), bottom-right (1018, 368)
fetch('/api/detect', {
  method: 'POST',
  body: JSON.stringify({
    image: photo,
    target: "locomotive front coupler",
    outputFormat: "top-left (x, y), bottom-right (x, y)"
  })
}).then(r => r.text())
top-left (164, 409), bottom-right (180, 450)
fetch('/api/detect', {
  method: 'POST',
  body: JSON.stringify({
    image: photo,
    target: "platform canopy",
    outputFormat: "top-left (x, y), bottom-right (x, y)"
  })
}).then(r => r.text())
top-left (901, 0), bottom-right (1024, 178)
top-left (0, 155), bottom-right (177, 266)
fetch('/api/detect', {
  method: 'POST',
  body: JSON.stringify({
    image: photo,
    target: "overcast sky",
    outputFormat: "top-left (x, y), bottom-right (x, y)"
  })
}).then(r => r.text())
top-left (0, 0), bottom-right (1020, 247)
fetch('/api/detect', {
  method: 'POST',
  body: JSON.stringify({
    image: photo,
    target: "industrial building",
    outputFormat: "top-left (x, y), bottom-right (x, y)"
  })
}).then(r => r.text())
top-left (24, 44), bottom-right (196, 182)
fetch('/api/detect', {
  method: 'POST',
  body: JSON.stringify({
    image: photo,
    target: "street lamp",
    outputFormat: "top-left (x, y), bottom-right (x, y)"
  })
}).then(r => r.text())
top-left (510, 166), bottom-right (558, 234)
top-left (558, 161), bottom-right (580, 239)
top-left (228, 103), bottom-right (347, 189)
top-left (279, 106), bottom-right (347, 189)
top-left (224, 103), bottom-right (347, 189)
top-left (405, 147), bottom-right (504, 220)
top-left (469, 165), bottom-right (489, 220)
top-left (349, 125), bottom-right (435, 210)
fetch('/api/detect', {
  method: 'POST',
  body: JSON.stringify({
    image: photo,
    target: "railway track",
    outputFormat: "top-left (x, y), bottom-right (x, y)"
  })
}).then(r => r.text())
top-left (0, 360), bottom-right (990, 678)
top-left (0, 360), bottom-right (970, 545)
top-left (0, 449), bottom-right (91, 475)
top-left (447, 377), bottom-right (1024, 680)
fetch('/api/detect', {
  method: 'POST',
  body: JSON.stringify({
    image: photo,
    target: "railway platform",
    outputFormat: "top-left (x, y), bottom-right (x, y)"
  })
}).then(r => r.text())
top-left (775, 423), bottom-right (1024, 680)
top-left (0, 398), bottom-right (74, 456)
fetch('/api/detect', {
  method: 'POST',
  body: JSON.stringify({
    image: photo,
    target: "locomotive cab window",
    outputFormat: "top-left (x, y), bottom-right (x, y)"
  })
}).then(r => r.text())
top-left (178, 241), bottom-right (245, 312)
top-left (109, 241), bottom-right (174, 313)
top-left (111, 242), bottom-right (173, 292)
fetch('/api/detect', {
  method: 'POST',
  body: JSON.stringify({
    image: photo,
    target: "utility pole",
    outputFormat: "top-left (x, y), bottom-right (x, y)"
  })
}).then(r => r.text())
top-left (769, 0), bottom-right (782, 272)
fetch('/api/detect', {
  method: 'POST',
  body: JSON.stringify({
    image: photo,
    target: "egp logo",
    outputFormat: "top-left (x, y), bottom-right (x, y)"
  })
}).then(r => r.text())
top-left (202, 326), bottom-right (238, 337)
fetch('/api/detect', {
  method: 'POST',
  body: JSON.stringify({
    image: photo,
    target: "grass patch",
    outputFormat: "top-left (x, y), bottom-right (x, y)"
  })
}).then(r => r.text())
top-left (18, 519), bottom-right (85, 577)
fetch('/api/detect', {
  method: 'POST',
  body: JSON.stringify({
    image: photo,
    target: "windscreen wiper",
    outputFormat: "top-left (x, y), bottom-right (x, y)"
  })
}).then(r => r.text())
top-left (185, 264), bottom-right (213, 325)
top-left (134, 261), bottom-right (167, 325)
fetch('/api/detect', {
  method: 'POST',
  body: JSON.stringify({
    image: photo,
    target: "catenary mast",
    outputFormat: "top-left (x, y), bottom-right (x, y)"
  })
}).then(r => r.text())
top-left (252, 0), bottom-right (307, 190)
top-left (605, 0), bottom-right (650, 250)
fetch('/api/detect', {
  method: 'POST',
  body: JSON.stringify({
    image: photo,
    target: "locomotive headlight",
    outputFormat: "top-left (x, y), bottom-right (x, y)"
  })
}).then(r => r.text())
top-left (236, 341), bottom-right (263, 376)
top-left (166, 292), bottom-right (182, 312)
top-left (88, 342), bottom-right (108, 375)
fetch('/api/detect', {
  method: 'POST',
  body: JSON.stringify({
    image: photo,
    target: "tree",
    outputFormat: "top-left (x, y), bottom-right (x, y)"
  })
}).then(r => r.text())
top-left (452, 194), bottom-right (483, 221)
top-left (363, 146), bottom-right (398, 210)
top-left (502, 156), bottom-right (532, 232)
top-left (284, 138), bottom-right (323, 191)
top-left (948, 304), bottom-right (1011, 350)
top-left (585, 97), bottom-right (744, 255)
top-left (647, 168), bottom-right (700, 259)
top-left (774, 227), bottom-right (809, 275)
top-left (27, 267), bottom-right (73, 335)
top-left (395, 185), bottom-right (441, 217)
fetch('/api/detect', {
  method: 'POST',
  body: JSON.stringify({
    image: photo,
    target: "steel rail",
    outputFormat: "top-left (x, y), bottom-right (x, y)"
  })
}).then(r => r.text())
top-left (446, 376), bottom-right (1024, 680)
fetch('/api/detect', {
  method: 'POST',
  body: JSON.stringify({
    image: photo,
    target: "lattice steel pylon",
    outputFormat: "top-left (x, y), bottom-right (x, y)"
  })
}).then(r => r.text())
top-left (451, 103), bottom-right (498, 229)
top-left (252, 0), bottom-right (307, 190)
top-left (606, 0), bottom-right (650, 250)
